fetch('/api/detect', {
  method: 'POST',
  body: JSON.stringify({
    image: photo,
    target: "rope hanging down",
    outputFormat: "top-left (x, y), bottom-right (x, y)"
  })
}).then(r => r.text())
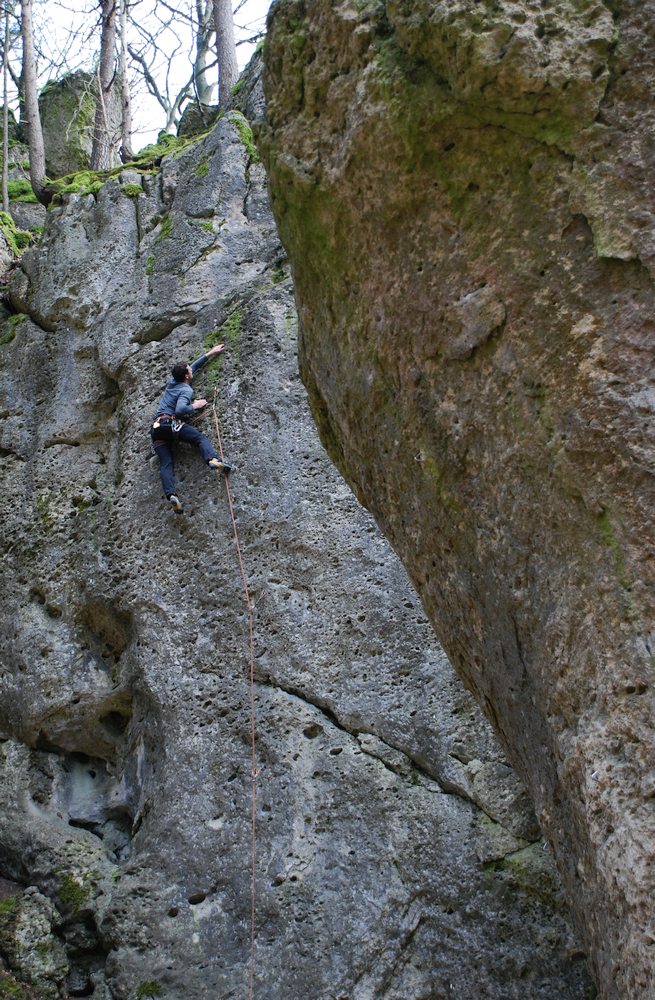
top-left (212, 391), bottom-right (257, 1000)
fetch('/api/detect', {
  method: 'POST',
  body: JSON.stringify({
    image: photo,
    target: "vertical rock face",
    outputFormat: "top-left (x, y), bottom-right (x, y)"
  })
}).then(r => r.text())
top-left (0, 93), bottom-right (592, 996)
top-left (260, 3), bottom-right (655, 997)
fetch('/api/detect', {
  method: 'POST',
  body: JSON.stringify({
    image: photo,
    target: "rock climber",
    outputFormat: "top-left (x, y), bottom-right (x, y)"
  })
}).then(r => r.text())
top-left (151, 344), bottom-right (231, 513)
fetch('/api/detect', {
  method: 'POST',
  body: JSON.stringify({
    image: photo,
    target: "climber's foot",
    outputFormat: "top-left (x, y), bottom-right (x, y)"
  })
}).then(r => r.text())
top-left (209, 458), bottom-right (232, 474)
top-left (167, 493), bottom-right (184, 513)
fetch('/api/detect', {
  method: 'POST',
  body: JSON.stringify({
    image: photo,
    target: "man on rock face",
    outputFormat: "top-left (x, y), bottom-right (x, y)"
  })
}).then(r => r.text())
top-left (150, 343), bottom-right (231, 513)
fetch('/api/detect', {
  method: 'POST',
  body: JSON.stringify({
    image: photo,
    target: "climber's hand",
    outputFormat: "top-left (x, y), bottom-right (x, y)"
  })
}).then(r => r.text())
top-left (193, 399), bottom-right (208, 410)
top-left (207, 344), bottom-right (225, 358)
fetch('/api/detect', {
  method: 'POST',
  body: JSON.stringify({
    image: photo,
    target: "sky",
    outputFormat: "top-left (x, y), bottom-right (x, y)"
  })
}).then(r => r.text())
top-left (134, 0), bottom-right (274, 145)
top-left (27, 0), bottom-right (274, 149)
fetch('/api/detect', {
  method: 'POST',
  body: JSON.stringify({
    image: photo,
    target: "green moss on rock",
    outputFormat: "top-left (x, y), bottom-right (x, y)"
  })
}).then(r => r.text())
top-left (135, 982), bottom-right (162, 998)
top-left (202, 308), bottom-right (243, 384)
top-left (58, 872), bottom-right (91, 911)
top-left (131, 130), bottom-right (203, 167)
top-left (55, 171), bottom-right (105, 198)
top-left (157, 214), bottom-right (173, 241)
top-left (121, 183), bottom-right (143, 198)
top-left (0, 970), bottom-right (30, 999)
top-left (6, 179), bottom-right (38, 204)
top-left (0, 314), bottom-right (27, 346)
top-left (484, 843), bottom-right (564, 911)
top-left (228, 113), bottom-right (261, 163)
top-left (0, 212), bottom-right (33, 256)
top-left (35, 493), bottom-right (54, 530)
top-left (0, 894), bottom-right (18, 921)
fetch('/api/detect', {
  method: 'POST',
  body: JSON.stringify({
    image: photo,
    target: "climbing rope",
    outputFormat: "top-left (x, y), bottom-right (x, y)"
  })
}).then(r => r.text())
top-left (211, 391), bottom-right (257, 1000)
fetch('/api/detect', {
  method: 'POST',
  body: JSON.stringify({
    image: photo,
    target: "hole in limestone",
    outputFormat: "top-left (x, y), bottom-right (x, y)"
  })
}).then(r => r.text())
top-left (188, 891), bottom-right (206, 905)
top-left (99, 711), bottom-right (130, 737)
top-left (69, 818), bottom-right (102, 837)
top-left (69, 979), bottom-right (94, 997)
top-left (77, 601), bottom-right (134, 666)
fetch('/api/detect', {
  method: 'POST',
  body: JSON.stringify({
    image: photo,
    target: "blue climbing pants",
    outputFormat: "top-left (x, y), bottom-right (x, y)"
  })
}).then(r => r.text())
top-left (151, 422), bottom-right (218, 498)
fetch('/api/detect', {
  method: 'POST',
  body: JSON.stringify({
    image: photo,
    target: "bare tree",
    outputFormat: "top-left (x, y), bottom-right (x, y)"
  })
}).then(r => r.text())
top-left (193, 0), bottom-right (215, 105)
top-left (119, 0), bottom-right (133, 161)
top-left (2, 2), bottom-right (11, 212)
top-left (20, 0), bottom-right (48, 203)
top-left (3, 0), bottom-right (264, 179)
top-left (213, 0), bottom-right (236, 110)
top-left (127, 0), bottom-right (219, 133)
top-left (128, 38), bottom-right (192, 132)
top-left (91, 0), bottom-right (117, 170)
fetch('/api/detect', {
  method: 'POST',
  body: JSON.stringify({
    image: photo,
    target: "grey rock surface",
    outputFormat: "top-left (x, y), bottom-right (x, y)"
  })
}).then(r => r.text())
top-left (2, 887), bottom-right (69, 998)
top-left (260, 2), bottom-right (655, 997)
top-left (0, 94), bottom-right (590, 996)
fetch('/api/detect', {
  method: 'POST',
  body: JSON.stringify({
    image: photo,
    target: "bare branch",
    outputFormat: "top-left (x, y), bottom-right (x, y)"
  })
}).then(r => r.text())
top-left (128, 40), bottom-right (168, 112)
top-left (235, 30), bottom-right (263, 48)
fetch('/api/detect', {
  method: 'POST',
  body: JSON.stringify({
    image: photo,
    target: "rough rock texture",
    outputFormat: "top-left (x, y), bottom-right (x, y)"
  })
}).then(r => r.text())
top-left (0, 885), bottom-right (68, 998)
top-left (0, 84), bottom-right (592, 996)
top-left (3, 153), bottom-right (47, 235)
top-left (260, 3), bottom-right (655, 997)
top-left (177, 102), bottom-right (220, 137)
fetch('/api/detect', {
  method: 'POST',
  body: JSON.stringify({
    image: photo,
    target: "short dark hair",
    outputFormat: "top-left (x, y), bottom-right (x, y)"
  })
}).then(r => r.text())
top-left (171, 363), bottom-right (188, 383)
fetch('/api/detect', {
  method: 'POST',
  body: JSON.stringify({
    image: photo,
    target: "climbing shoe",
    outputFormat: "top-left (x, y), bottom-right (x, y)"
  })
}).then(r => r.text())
top-left (208, 458), bottom-right (232, 474)
top-left (167, 494), bottom-right (183, 513)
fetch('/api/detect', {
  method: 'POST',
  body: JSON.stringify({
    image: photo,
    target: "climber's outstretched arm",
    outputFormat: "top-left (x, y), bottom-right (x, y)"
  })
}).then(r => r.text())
top-left (190, 343), bottom-right (225, 375)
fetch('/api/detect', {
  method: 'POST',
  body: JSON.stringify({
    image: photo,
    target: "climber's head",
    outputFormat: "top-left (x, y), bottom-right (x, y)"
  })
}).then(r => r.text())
top-left (172, 363), bottom-right (192, 383)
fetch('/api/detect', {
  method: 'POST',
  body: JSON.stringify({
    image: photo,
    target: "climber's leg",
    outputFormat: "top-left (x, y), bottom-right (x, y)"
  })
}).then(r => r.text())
top-left (177, 423), bottom-right (219, 464)
top-left (151, 434), bottom-right (176, 498)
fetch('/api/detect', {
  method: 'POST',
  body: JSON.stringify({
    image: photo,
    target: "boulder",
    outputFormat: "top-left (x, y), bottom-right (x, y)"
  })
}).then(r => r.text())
top-left (39, 71), bottom-right (120, 178)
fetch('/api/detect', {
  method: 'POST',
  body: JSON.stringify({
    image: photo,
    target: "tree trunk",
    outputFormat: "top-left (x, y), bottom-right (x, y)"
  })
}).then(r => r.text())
top-left (3, 1), bottom-right (11, 213)
top-left (193, 0), bottom-right (215, 106)
top-left (118, 0), bottom-right (132, 162)
top-left (20, 0), bottom-right (47, 204)
top-left (91, 0), bottom-right (117, 171)
top-left (213, 0), bottom-right (237, 110)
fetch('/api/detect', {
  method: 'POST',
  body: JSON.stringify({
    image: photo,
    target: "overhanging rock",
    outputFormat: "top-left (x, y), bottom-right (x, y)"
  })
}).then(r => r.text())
top-left (260, 2), bottom-right (655, 997)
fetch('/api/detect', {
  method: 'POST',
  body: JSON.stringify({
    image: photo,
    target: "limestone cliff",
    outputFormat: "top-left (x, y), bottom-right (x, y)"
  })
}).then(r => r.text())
top-left (0, 84), bottom-right (592, 997)
top-left (260, 2), bottom-right (655, 998)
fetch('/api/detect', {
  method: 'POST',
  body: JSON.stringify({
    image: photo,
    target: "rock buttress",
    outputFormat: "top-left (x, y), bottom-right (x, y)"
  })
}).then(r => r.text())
top-left (260, 2), bottom-right (655, 997)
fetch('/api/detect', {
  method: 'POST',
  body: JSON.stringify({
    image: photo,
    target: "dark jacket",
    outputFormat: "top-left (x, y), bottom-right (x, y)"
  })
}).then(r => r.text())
top-left (153, 354), bottom-right (209, 421)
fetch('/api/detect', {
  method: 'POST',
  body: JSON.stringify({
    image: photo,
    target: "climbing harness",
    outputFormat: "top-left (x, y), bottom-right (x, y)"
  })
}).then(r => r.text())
top-left (211, 391), bottom-right (257, 1000)
top-left (151, 414), bottom-right (184, 434)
